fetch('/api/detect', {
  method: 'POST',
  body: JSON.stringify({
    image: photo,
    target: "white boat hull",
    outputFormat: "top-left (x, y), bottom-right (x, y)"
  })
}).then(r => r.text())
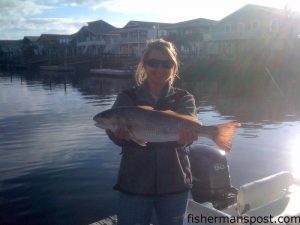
top-left (184, 171), bottom-right (300, 225)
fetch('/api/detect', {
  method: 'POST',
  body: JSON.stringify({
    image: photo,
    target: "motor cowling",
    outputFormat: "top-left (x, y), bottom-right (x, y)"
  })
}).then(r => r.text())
top-left (189, 145), bottom-right (237, 210)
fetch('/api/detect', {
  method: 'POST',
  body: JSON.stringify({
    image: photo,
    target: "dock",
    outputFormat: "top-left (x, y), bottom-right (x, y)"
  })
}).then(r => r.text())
top-left (40, 65), bottom-right (75, 72)
top-left (89, 68), bottom-right (134, 78)
top-left (89, 215), bottom-right (117, 225)
top-left (89, 215), bottom-right (156, 225)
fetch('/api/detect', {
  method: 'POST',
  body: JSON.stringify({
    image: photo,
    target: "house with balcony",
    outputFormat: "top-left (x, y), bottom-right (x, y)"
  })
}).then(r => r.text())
top-left (119, 21), bottom-right (171, 56)
top-left (210, 4), bottom-right (300, 57)
top-left (102, 29), bottom-right (122, 54)
top-left (74, 20), bottom-right (117, 55)
top-left (164, 18), bottom-right (217, 56)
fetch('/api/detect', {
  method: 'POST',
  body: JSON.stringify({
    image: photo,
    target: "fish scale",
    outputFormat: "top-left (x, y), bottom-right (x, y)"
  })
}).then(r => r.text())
top-left (123, 108), bottom-right (197, 142)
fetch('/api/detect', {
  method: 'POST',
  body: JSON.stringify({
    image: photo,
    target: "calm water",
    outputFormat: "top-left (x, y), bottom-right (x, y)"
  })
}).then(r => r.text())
top-left (1, 71), bottom-right (300, 225)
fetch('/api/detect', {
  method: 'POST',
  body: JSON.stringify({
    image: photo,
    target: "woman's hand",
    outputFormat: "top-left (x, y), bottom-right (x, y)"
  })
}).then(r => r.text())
top-left (178, 128), bottom-right (198, 146)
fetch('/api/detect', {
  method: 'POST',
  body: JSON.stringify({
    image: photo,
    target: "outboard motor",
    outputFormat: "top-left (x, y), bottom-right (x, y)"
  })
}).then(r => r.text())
top-left (189, 145), bottom-right (237, 210)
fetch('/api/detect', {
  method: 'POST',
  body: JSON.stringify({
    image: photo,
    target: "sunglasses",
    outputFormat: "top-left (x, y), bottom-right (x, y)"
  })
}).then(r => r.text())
top-left (146, 59), bottom-right (174, 69)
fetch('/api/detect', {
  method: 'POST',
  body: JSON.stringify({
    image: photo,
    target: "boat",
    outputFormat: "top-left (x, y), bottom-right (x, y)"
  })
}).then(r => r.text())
top-left (90, 172), bottom-right (299, 225)
top-left (184, 171), bottom-right (300, 225)
top-left (89, 68), bottom-right (134, 78)
top-left (89, 145), bottom-right (300, 225)
top-left (40, 65), bottom-right (75, 72)
top-left (186, 145), bottom-right (300, 224)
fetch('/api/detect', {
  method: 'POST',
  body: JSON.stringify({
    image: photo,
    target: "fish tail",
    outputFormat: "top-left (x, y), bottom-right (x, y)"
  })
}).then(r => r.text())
top-left (211, 122), bottom-right (241, 152)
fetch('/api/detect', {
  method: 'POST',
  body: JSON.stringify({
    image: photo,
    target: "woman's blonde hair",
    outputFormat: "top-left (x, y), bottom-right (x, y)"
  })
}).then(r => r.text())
top-left (135, 39), bottom-right (179, 86)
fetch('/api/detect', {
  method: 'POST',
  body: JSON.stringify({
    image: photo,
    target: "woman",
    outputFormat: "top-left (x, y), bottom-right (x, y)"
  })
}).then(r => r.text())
top-left (107, 39), bottom-right (198, 225)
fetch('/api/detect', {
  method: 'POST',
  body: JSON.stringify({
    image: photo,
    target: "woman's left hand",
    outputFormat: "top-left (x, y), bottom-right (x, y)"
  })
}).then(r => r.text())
top-left (178, 128), bottom-right (198, 146)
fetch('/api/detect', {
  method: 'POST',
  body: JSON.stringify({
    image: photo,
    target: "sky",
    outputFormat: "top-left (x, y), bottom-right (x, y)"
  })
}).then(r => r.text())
top-left (1, 0), bottom-right (300, 40)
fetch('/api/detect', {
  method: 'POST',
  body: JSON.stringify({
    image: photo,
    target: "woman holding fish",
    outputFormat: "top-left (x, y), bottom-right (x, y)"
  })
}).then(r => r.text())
top-left (95, 39), bottom-right (240, 225)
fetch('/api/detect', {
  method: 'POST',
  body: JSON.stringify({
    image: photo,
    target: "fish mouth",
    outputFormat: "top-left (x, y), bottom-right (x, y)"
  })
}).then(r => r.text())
top-left (94, 122), bottom-right (104, 129)
top-left (93, 115), bottom-right (100, 122)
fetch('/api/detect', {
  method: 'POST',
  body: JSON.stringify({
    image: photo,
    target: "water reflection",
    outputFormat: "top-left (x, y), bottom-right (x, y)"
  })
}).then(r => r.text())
top-left (1, 71), bottom-right (300, 225)
top-left (183, 81), bottom-right (300, 188)
top-left (184, 81), bottom-right (300, 124)
top-left (0, 72), bottom-right (133, 225)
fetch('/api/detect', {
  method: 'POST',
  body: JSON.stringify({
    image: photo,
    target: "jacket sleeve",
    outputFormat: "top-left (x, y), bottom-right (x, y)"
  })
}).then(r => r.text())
top-left (111, 91), bottom-right (134, 108)
top-left (175, 91), bottom-right (197, 117)
top-left (106, 91), bottom-right (140, 147)
top-left (174, 91), bottom-right (197, 147)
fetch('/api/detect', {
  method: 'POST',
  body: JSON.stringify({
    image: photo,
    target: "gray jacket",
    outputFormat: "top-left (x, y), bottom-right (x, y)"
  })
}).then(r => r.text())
top-left (108, 82), bottom-right (196, 196)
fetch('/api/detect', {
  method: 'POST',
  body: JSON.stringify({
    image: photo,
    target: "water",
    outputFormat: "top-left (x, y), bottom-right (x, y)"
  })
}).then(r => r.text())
top-left (1, 71), bottom-right (300, 225)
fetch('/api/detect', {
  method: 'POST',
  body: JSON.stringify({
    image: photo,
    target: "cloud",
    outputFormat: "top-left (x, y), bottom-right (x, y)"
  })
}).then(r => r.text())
top-left (92, 0), bottom-right (244, 21)
top-left (0, 0), bottom-right (90, 39)
top-left (33, 0), bottom-right (111, 8)
top-left (0, 17), bottom-right (88, 40)
top-left (26, 17), bottom-right (86, 33)
top-left (91, 0), bottom-right (286, 21)
top-left (0, 0), bottom-right (50, 23)
top-left (85, 0), bottom-right (222, 22)
top-left (0, 0), bottom-right (114, 39)
top-left (0, 0), bottom-right (51, 39)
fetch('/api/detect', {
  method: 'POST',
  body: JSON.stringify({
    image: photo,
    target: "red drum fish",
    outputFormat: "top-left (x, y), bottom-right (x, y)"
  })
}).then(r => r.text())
top-left (93, 106), bottom-right (241, 152)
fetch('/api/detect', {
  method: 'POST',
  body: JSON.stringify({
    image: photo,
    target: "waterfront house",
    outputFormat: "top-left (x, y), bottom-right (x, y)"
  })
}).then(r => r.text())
top-left (73, 20), bottom-right (117, 55)
top-left (37, 34), bottom-right (75, 56)
top-left (22, 36), bottom-right (40, 56)
top-left (164, 18), bottom-right (217, 56)
top-left (102, 29), bottom-right (122, 54)
top-left (210, 4), bottom-right (300, 57)
top-left (0, 40), bottom-right (22, 57)
top-left (119, 21), bottom-right (172, 56)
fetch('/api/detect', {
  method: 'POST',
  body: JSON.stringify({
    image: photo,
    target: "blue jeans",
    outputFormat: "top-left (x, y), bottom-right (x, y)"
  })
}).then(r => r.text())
top-left (117, 191), bottom-right (189, 225)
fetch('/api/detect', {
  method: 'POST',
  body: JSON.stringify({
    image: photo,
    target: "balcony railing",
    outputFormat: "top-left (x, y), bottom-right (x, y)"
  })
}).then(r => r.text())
top-left (121, 37), bottom-right (148, 44)
top-left (76, 40), bottom-right (105, 47)
top-left (211, 31), bottom-right (266, 41)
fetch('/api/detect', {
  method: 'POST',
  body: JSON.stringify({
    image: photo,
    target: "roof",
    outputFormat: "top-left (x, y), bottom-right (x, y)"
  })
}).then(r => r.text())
top-left (23, 36), bottom-right (39, 42)
top-left (219, 4), bottom-right (285, 23)
top-left (123, 20), bottom-right (172, 29)
top-left (87, 20), bottom-right (117, 35)
top-left (164, 18), bottom-right (217, 30)
top-left (37, 34), bottom-right (72, 42)
top-left (0, 40), bottom-right (22, 46)
top-left (73, 20), bottom-right (117, 37)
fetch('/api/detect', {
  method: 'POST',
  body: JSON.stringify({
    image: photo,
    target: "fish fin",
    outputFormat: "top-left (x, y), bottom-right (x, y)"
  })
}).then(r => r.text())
top-left (137, 105), bottom-right (202, 125)
top-left (127, 128), bottom-right (148, 147)
top-left (212, 122), bottom-right (241, 152)
top-left (130, 136), bottom-right (147, 147)
top-left (160, 110), bottom-right (202, 125)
